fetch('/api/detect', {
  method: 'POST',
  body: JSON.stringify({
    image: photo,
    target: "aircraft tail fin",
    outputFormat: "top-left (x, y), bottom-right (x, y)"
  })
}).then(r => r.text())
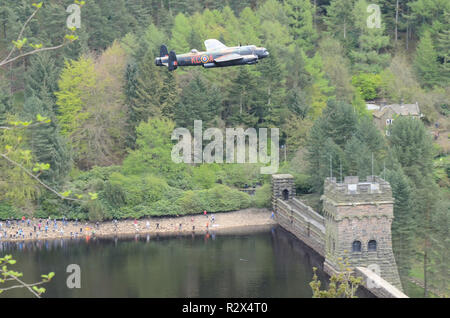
top-left (160, 45), bottom-right (169, 57)
top-left (168, 51), bottom-right (178, 71)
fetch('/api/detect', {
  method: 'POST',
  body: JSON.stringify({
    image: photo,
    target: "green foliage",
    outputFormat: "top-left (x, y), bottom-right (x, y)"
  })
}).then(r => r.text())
top-left (351, 73), bottom-right (382, 100)
top-left (176, 185), bottom-right (253, 215)
top-left (0, 255), bottom-right (54, 298)
top-left (350, 0), bottom-right (391, 73)
top-left (388, 116), bottom-right (434, 185)
top-left (122, 118), bottom-right (189, 187)
top-left (385, 168), bottom-right (415, 282)
top-left (284, 0), bottom-right (318, 54)
top-left (0, 203), bottom-right (18, 220)
top-left (253, 183), bottom-right (271, 208)
top-left (174, 73), bottom-right (222, 129)
top-left (306, 99), bottom-right (385, 192)
top-left (55, 56), bottom-right (95, 137)
top-left (310, 256), bottom-right (363, 298)
top-left (414, 30), bottom-right (440, 88)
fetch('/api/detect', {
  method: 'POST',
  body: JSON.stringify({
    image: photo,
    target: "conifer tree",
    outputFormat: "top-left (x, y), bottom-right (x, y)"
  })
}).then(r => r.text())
top-left (174, 74), bottom-right (221, 130)
top-left (350, 0), bottom-right (391, 72)
top-left (414, 30), bottom-right (440, 87)
top-left (324, 0), bottom-right (355, 42)
top-left (385, 168), bottom-right (415, 284)
top-left (25, 53), bottom-right (59, 103)
top-left (169, 13), bottom-right (192, 52)
top-left (130, 51), bottom-right (164, 123)
top-left (0, 78), bottom-right (11, 126)
top-left (435, 11), bottom-right (450, 83)
top-left (258, 48), bottom-right (287, 127)
top-left (388, 116), bottom-right (434, 187)
top-left (228, 67), bottom-right (261, 127)
top-left (22, 95), bottom-right (71, 185)
top-left (284, 0), bottom-right (318, 54)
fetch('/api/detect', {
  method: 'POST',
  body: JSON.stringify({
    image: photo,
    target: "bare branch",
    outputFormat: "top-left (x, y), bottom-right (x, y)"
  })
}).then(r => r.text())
top-left (0, 268), bottom-right (42, 298)
top-left (0, 122), bottom-right (50, 130)
top-left (1, 6), bottom-right (41, 65)
top-left (0, 153), bottom-right (84, 203)
top-left (0, 43), bottom-right (68, 68)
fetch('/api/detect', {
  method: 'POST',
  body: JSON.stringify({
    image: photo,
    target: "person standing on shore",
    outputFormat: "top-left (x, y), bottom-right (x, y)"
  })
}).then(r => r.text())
top-left (146, 221), bottom-right (150, 230)
top-left (204, 210), bottom-right (207, 218)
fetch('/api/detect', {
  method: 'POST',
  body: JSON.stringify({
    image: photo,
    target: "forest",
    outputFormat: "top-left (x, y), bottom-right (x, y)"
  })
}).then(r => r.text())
top-left (0, 0), bottom-right (448, 296)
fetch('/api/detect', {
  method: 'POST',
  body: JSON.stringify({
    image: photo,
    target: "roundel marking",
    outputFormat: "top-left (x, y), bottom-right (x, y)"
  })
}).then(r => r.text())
top-left (201, 55), bottom-right (209, 63)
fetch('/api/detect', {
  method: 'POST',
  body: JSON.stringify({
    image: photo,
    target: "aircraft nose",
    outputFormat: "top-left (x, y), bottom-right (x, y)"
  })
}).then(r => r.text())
top-left (261, 48), bottom-right (269, 58)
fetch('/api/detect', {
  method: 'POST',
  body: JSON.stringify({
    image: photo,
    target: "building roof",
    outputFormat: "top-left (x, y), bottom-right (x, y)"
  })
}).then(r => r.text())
top-left (366, 103), bottom-right (380, 111)
top-left (372, 102), bottom-right (421, 118)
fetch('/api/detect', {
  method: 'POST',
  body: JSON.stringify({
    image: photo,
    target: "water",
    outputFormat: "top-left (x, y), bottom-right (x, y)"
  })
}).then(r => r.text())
top-left (0, 226), bottom-right (356, 298)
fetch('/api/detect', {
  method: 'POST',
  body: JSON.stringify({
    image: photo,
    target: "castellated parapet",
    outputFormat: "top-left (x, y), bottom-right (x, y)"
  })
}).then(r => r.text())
top-left (321, 176), bottom-right (403, 291)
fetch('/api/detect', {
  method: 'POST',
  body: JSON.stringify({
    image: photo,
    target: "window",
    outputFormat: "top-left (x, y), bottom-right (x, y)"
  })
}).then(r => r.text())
top-left (368, 240), bottom-right (377, 252)
top-left (385, 130), bottom-right (390, 136)
top-left (352, 240), bottom-right (362, 252)
top-left (282, 189), bottom-right (289, 201)
top-left (386, 118), bottom-right (393, 125)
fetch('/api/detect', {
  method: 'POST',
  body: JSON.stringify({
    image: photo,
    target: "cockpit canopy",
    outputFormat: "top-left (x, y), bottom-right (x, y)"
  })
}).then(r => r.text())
top-left (190, 49), bottom-right (198, 54)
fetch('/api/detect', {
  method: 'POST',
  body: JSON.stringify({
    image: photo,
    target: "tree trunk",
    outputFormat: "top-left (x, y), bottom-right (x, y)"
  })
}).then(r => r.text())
top-left (395, 0), bottom-right (399, 43)
top-left (313, 0), bottom-right (317, 29)
top-left (344, 19), bottom-right (347, 39)
top-left (424, 250), bottom-right (428, 297)
top-left (406, 6), bottom-right (409, 50)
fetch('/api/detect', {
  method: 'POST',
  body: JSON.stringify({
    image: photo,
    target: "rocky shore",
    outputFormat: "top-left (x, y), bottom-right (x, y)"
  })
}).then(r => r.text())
top-left (0, 208), bottom-right (276, 243)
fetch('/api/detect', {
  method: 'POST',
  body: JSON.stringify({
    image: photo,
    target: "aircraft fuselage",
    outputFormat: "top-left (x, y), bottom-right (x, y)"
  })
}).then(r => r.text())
top-left (155, 44), bottom-right (269, 70)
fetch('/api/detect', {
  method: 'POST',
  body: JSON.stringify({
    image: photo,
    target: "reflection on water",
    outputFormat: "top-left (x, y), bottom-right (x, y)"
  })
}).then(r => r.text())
top-left (0, 226), bottom-right (366, 298)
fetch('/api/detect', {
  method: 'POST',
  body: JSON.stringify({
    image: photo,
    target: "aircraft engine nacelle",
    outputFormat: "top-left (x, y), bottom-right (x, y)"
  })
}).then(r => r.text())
top-left (155, 57), bottom-right (163, 66)
top-left (202, 63), bottom-right (216, 68)
top-left (242, 55), bottom-right (258, 65)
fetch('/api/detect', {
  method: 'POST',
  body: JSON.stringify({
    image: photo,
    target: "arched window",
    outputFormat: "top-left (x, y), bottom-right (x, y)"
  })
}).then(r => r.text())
top-left (368, 240), bottom-right (377, 252)
top-left (352, 240), bottom-right (362, 252)
top-left (282, 189), bottom-right (289, 201)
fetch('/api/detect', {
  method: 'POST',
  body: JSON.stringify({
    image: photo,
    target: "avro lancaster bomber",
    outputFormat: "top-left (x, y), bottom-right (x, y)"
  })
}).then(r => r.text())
top-left (155, 39), bottom-right (269, 71)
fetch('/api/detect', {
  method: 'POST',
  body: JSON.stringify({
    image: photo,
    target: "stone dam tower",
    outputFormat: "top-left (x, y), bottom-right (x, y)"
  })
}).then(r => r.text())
top-left (272, 174), bottom-right (404, 294)
top-left (321, 176), bottom-right (402, 290)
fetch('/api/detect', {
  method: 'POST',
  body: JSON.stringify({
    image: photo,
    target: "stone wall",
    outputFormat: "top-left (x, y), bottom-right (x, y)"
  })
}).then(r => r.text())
top-left (322, 176), bottom-right (403, 291)
top-left (271, 174), bottom-right (295, 210)
top-left (271, 174), bottom-right (406, 297)
top-left (275, 198), bottom-right (325, 256)
top-left (355, 267), bottom-right (408, 298)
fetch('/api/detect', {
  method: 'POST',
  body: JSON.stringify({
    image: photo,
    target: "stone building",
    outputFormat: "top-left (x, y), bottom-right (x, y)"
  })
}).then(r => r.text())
top-left (372, 102), bottom-right (422, 136)
top-left (321, 176), bottom-right (403, 291)
top-left (271, 174), bottom-right (296, 208)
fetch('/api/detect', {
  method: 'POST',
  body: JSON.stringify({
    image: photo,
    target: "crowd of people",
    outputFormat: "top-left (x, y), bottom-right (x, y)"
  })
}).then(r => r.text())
top-left (0, 211), bottom-right (223, 242)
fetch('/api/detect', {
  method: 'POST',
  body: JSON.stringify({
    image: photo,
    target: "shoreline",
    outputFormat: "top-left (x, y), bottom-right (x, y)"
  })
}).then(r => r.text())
top-left (0, 208), bottom-right (276, 243)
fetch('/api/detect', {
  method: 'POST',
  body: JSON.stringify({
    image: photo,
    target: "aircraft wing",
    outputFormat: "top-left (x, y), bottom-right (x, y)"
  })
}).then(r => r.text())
top-left (214, 53), bottom-right (243, 63)
top-left (204, 39), bottom-right (227, 51)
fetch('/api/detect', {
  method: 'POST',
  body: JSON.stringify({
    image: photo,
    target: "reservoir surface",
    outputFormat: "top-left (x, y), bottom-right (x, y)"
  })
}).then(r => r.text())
top-left (0, 226), bottom-right (360, 298)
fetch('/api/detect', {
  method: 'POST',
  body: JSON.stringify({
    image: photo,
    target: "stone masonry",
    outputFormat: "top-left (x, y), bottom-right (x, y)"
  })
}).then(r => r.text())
top-left (321, 176), bottom-right (403, 291)
top-left (271, 174), bottom-right (296, 210)
top-left (271, 174), bottom-right (405, 296)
